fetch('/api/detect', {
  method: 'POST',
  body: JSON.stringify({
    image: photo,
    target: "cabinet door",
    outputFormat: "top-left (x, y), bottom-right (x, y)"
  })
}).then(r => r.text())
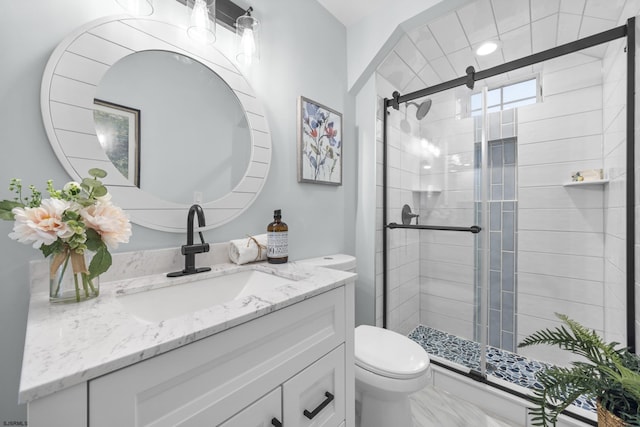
top-left (283, 345), bottom-right (345, 427)
top-left (89, 287), bottom-right (345, 426)
top-left (219, 387), bottom-right (282, 427)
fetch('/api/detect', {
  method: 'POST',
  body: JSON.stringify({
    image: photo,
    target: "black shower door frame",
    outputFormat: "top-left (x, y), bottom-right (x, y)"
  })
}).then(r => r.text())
top-left (381, 18), bottom-right (636, 353)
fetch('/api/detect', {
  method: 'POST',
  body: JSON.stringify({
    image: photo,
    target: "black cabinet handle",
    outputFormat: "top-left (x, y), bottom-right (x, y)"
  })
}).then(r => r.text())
top-left (303, 391), bottom-right (334, 420)
top-left (271, 417), bottom-right (282, 427)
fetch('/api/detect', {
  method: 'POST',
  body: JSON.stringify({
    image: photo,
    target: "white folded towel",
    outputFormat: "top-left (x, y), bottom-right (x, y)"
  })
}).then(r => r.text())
top-left (228, 234), bottom-right (268, 265)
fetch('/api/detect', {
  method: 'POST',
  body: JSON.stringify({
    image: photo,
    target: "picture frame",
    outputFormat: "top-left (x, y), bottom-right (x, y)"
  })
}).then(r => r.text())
top-left (297, 96), bottom-right (343, 185)
top-left (93, 99), bottom-right (141, 187)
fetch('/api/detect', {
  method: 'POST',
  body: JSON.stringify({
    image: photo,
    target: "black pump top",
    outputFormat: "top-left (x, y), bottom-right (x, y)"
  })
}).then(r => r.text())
top-left (274, 209), bottom-right (281, 218)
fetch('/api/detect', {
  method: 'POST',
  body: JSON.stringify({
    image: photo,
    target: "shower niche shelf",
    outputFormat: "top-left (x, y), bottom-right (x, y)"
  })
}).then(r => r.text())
top-left (562, 179), bottom-right (609, 187)
top-left (411, 186), bottom-right (442, 194)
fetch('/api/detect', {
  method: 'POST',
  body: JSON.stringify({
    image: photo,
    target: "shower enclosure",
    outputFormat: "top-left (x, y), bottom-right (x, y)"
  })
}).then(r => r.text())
top-left (378, 17), bottom-right (636, 422)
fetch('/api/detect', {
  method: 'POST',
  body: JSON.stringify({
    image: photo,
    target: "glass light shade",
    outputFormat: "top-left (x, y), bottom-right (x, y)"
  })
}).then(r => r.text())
top-left (236, 13), bottom-right (260, 65)
top-left (187, 0), bottom-right (216, 44)
top-left (115, 0), bottom-right (153, 16)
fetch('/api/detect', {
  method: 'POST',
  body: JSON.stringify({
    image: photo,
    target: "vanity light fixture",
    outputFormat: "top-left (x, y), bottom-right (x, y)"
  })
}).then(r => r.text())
top-left (475, 40), bottom-right (500, 56)
top-left (115, 0), bottom-right (153, 16)
top-left (187, 0), bottom-right (216, 44)
top-left (236, 7), bottom-right (260, 65)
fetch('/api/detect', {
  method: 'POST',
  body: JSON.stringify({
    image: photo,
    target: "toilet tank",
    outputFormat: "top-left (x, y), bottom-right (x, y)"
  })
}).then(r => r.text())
top-left (297, 254), bottom-right (356, 272)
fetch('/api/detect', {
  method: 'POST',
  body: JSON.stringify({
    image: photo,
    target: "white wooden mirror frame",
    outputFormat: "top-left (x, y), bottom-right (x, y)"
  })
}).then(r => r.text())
top-left (41, 16), bottom-right (271, 232)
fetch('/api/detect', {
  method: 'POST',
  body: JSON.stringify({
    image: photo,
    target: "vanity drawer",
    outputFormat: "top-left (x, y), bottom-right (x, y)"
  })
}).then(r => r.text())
top-left (283, 345), bottom-right (345, 427)
top-left (219, 387), bottom-right (282, 427)
top-left (89, 287), bottom-right (345, 426)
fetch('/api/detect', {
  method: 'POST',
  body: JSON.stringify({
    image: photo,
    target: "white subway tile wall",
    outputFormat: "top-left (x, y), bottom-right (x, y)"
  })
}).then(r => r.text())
top-left (603, 35), bottom-right (628, 346)
top-left (516, 52), bottom-right (607, 363)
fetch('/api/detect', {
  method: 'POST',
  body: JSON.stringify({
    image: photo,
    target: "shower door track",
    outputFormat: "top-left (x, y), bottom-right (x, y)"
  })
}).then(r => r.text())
top-left (381, 9), bottom-right (636, 379)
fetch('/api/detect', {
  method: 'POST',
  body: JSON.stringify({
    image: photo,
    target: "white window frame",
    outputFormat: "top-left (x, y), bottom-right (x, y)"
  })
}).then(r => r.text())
top-left (469, 75), bottom-right (541, 117)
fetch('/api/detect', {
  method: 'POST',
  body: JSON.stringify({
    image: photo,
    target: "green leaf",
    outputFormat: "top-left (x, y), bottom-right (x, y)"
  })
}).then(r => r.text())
top-left (327, 147), bottom-right (334, 159)
top-left (88, 168), bottom-right (107, 179)
top-left (62, 210), bottom-right (80, 221)
top-left (82, 177), bottom-right (98, 188)
top-left (88, 246), bottom-right (112, 279)
top-left (85, 228), bottom-right (103, 252)
top-left (0, 200), bottom-right (23, 220)
top-left (92, 185), bottom-right (108, 197)
top-left (41, 241), bottom-right (63, 258)
top-left (310, 144), bottom-right (320, 155)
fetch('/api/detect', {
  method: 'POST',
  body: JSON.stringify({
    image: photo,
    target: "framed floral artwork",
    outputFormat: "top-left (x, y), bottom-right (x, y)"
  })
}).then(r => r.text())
top-left (297, 96), bottom-right (342, 185)
top-left (93, 99), bottom-right (141, 187)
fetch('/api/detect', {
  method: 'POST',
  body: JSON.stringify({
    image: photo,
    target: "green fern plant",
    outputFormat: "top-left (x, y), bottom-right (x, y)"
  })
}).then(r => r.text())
top-left (518, 313), bottom-right (640, 426)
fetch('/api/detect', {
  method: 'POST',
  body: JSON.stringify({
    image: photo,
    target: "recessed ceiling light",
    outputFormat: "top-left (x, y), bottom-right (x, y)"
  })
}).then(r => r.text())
top-left (476, 41), bottom-right (499, 56)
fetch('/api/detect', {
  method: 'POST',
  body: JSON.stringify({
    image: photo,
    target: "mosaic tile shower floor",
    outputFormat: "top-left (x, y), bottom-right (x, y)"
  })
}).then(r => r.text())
top-left (408, 325), bottom-right (597, 413)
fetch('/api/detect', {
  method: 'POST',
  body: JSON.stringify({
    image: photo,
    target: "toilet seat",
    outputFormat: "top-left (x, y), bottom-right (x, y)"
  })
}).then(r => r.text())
top-left (355, 325), bottom-right (430, 380)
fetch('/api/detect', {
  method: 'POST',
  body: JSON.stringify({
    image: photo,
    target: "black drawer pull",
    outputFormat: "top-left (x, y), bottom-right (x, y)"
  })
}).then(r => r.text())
top-left (303, 391), bottom-right (334, 420)
top-left (271, 417), bottom-right (282, 427)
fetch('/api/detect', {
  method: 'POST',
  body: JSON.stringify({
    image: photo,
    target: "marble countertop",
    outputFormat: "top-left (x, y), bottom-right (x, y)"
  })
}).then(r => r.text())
top-left (19, 254), bottom-right (356, 404)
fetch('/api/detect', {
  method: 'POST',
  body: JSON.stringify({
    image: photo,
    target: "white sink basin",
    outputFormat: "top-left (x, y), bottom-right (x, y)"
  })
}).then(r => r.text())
top-left (118, 269), bottom-right (298, 323)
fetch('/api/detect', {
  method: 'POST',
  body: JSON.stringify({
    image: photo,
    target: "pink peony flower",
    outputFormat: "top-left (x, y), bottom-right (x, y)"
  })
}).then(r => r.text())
top-left (9, 198), bottom-right (74, 249)
top-left (80, 201), bottom-right (132, 249)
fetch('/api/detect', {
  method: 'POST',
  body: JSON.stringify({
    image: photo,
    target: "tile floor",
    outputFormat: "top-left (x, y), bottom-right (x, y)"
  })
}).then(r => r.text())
top-left (410, 385), bottom-right (518, 427)
top-left (356, 384), bottom-right (517, 427)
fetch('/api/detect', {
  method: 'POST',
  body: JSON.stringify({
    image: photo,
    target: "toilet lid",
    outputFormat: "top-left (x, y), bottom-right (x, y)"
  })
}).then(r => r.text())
top-left (354, 325), bottom-right (430, 380)
top-left (297, 254), bottom-right (356, 271)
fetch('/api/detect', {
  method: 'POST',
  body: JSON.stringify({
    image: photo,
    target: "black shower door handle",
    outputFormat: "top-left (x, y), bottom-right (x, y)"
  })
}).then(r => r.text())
top-left (387, 222), bottom-right (482, 233)
top-left (303, 391), bottom-right (334, 419)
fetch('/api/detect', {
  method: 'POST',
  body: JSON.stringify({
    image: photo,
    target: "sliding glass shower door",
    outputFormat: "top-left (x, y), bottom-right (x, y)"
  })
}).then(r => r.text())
top-left (383, 84), bottom-right (485, 370)
top-left (380, 24), bottom-right (634, 410)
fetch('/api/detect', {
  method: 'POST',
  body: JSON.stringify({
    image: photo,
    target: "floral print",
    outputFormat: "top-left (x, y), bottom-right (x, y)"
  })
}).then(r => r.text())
top-left (300, 98), bottom-right (342, 184)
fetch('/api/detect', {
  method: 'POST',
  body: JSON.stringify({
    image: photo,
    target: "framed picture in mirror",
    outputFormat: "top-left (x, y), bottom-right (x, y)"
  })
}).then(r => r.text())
top-left (297, 96), bottom-right (342, 185)
top-left (93, 99), bottom-right (141, 187)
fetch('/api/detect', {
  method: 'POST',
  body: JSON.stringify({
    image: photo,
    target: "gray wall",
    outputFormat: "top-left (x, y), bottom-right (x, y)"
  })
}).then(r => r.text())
top-left (0, 0), bottom-right (354, 421)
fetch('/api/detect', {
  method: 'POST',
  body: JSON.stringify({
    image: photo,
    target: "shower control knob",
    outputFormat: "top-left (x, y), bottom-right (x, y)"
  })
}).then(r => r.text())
top-left (401, 204), bottom-right (419, 225)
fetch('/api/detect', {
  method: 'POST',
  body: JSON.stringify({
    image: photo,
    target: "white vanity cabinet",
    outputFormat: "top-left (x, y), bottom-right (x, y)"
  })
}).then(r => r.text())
top-left (82, 284), bottom-right (353, 427)
top-left (219, 344), bottom-right (345, 427)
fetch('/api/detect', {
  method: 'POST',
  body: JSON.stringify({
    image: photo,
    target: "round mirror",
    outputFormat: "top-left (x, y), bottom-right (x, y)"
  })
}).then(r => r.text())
top-left (40, 17), bottom-right (271, 232)
top-left (94, 50), bottom-right (251, 204)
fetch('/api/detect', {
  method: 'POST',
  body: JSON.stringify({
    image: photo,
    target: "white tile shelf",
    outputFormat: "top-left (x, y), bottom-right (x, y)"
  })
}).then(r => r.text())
top-left (411, 187), bottom-right (443, 193)
top-left (562, 179), bottom-right (609, 187)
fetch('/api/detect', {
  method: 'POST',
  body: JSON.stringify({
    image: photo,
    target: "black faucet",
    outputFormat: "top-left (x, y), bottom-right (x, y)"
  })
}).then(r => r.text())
top-left (167, 204), bottom-right (212, 277)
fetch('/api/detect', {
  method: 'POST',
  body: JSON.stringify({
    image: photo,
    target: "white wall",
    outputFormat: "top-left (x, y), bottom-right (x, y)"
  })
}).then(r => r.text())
top-left (346, 0), bottom-right (475, 93)
top-left (516, 54), bottom-right (606, 365)
top-left (355, 74), bottom-right (377, 326)
top-left (602, 36), bottom-right (628, 345)
top-left (0, 0), bottom-right (353, 422)
top-left (375, 75), bottom-right (422, 334)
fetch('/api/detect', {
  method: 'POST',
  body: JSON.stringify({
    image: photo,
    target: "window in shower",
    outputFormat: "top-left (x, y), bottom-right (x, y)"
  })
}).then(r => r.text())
top-left (470, 77), bottom-right (539, 117)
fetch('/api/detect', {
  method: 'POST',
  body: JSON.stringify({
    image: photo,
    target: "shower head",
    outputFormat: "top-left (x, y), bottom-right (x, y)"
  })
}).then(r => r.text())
top-left (407, 99), bottom-right (432, 120)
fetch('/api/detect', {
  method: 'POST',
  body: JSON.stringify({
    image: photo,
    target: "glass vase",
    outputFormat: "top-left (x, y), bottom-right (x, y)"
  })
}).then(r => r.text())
top-left (49, 250), bottom-right (100, 303)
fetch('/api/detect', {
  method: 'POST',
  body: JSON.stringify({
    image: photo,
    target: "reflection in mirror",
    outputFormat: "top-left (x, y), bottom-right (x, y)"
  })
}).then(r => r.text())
top-left (94, 50), bottom-right (251, 204)
top-left (94, 99), bottom-right (141, 186)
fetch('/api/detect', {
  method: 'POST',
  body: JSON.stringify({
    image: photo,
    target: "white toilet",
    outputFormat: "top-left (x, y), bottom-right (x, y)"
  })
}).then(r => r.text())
top-left (297, 254), bottom-right (431, 427)
top-left (354, 325), bottom-right (430, 427)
